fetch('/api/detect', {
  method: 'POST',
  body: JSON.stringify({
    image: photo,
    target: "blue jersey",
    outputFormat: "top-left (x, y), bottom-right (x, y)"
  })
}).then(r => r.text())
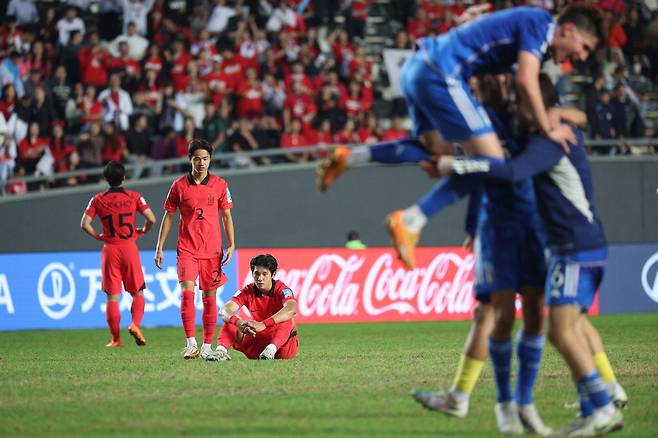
top-left (453, 126), bottom-right (607, 254)
top-left (419, 7), bottom-right (555, 80)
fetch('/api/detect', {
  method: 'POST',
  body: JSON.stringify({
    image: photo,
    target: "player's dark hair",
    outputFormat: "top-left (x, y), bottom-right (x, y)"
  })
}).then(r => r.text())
top-left (250, 254), bottom-right (278, 275)
top-left (558, 4), bottom-right (605, 47)
top-left (538, 73), bottom-right (559, 109)
top-left (188, 138), bottom-right (212, 158)
top-left (103, 161), bottom-right (126, 187)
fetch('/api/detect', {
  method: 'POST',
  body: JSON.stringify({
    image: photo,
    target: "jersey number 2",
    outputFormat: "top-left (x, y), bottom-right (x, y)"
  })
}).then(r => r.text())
top-left (195, 208), bottom-right (204, 220)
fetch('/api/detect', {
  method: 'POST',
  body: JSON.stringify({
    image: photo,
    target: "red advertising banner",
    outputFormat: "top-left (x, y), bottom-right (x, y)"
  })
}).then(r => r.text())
top-left (236, 247), bottom-right (477, 323)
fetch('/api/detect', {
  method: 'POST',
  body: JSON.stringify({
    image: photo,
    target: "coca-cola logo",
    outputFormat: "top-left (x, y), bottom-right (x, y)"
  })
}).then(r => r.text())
top-left (241, 249), bottom-right (475, 322)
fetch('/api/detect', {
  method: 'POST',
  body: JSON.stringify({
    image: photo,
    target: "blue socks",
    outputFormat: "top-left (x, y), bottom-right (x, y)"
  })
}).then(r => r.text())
top-left (369, 137), bottom-right (428, 164)
top-left (489, 337), bottom-right (513, 403)
top-left (515, 330), bottom-right (545, 406)
top-left (417, 176), bottom-right (480, 218)
top-left (578, 372), bottom-right (612, 418)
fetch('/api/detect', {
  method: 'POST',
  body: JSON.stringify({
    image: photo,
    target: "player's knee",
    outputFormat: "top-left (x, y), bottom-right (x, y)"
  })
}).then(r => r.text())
top-left (472, 303), bottom-right (493, 327)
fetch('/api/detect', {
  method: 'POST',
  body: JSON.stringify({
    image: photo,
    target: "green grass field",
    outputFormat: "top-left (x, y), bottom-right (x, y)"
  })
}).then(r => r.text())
top-left (1, 313), bottom-right (657, 437)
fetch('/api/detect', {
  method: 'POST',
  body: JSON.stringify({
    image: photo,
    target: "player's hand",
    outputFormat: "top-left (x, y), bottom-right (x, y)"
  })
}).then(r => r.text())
top-left (237, 319), bottom-right (257, 336)
top-left (222, 245), bottom-right (234, 266)
top-left (154, 249), bottom-right (164, 270)
top-left (136, 227), bottom-right (146, 236)
top-left (462, 234), bottom-right (474, 251)
top-left (547, 124), bottom-right (576, 153)
top-left (96, 233), bottom-right (106, 242)
top-left (420, 157), bottom-right (440, 179)
top-left (246, 320), bottom-right (266, 333)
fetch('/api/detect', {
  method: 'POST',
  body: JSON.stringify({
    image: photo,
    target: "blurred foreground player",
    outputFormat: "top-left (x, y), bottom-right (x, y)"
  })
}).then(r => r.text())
top-left (80, 161), bottom-right (156, 347)
top-left (155, 139), bottom-right (235, 360)
top-left (215, 254), bottom-right (298, 361)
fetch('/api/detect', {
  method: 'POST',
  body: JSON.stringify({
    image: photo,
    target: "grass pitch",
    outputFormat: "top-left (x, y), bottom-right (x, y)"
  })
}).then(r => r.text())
top-left (1, 313), bottom-right (657, 437)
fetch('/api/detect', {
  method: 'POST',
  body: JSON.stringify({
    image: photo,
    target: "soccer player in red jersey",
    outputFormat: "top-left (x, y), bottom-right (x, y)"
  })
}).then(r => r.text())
top-left (154, 139), bottom-right (235, 360)
top-left (215, 254), bottom-right (298, 361)
top-left (80, 161), bottom-right (156, 347)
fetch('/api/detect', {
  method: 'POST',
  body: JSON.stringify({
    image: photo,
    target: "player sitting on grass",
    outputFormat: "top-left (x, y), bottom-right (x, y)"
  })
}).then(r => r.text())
top-left (215, 254), bottom-right (298, 361)
top-left (435, 74), bottom-right (624, 436)
top-left (80, 161), bottom-right (156, 347)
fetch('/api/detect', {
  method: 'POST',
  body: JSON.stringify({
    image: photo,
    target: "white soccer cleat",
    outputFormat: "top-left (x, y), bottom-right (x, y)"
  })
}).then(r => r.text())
top-left (495, 401), bottom-right (524, 435)
top-left (410, 390), bottom-right (469, 418)
top-left (560, 416), bottom-right (594, 437)
top-left (606, 381), bottom-right (628, 409)
top-left (200, 346), bottom-right (216, 361)
top-left (560, 409), bottom-right (623, 437)
top-left (518, 403), bottom-right (552, 436)
top-left (259, 344), bottom-right (277, 360)
top-left (181, 345), bottom-right (200, 359)
top-left (209, 346), bottom-right (231, 361)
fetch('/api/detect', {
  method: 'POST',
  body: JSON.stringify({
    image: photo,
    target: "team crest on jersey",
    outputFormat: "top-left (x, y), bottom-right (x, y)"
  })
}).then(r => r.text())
top-left (282, 288), bottom-right (294, 299)
top-left (208, 195), bottom-right (215, 206)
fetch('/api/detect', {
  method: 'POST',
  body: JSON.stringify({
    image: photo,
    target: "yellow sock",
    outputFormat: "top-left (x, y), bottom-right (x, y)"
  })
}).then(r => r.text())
top-left (594, 352), bottom-right (616, 384)
top-left (452, 354), bottom-right (485, 394)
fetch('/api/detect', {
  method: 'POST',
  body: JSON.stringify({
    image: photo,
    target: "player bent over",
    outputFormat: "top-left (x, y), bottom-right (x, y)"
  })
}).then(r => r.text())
top-left (155, 139), bottom-right (235, 360)
top-left (80, 161), bottom-right (156, 347)
top-left (215, 254), bottom-right (298, 361)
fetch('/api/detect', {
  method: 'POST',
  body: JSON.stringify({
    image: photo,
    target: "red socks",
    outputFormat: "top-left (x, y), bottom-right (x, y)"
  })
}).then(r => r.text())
top-left (181, 290), bottom-right (196, 338)
top-left (202, 295), bottom-right (217, 344)
top-left (131, 294), bottom-right (145, 327)
top-left (106, 299), bottom-right (120, 341)
top-left (217, 320), bottom-right (238, 349)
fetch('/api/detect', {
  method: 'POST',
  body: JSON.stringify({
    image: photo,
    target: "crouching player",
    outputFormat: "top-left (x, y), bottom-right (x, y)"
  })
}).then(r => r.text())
top-left (214, 254), bottom-right (298, 361)
top-left (80, 161), bottom-right (156, 347)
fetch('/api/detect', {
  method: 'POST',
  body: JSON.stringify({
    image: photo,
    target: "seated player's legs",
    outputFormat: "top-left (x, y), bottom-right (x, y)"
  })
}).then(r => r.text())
top-left (177, 255), bottom-right (200, 359)
top-left (102, 245), bottom-right (125, 347)
top-left (546, 253), bottom-right (623, 434)
top-left (119, 243), bottom-right (147, 346)
top-left (197, 256), bottom-right (225, 360)
top-left (219, 321), bottom-right (297, 360)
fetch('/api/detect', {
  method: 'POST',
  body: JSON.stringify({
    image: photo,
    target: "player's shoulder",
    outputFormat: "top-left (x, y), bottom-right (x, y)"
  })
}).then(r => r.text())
top-left (274, 280), bottom-right (295, 298)
top-left (208, 173), bottom-right (228, 186)
top-left (510, 6), bottom-right (552, 20)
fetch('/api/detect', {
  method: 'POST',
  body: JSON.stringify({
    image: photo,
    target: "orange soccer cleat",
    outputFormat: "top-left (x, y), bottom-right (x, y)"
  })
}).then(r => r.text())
top-left (386, 210), bottom-right (420, 270)
top-left (128, 323), bottom-right (147, 346)
top-left (316, 146), bottom-right (351, 192)
top-left (106, 339), bottom-right (124, 347)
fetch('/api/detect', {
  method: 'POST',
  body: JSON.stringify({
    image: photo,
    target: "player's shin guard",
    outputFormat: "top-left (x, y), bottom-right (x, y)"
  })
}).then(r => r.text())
top-left (106, 298), bottom-right (121, 341)
top-left (369, 138), bottom-right (428, 164)
top-left (593, 352), bottom-right (617, 384)
top-left (217, 321), bottom-right (238, 350)
top-left (417, 176), bottom-right (480, 219)
top-left (489, 337), bottom-right (513, 403)
top-left (130, 294), bottom-right (145, 327)
top-left (202, 295), bottom-right (217, 344)
top-left (180, 290), bottom-right (196, 338)
top-left (452, 354), bottom-right (485, 397)
top-left (269, 320), bottom-right (293, 349)
top-left (515, 330), bottom-right (545, 406)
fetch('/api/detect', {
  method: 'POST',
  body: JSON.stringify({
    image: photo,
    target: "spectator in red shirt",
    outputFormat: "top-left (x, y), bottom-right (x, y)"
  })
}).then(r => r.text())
top-left (280, 118), bottom-right (313, 163)
top-left (0, 84), bottom-right (18, 121)
top-left (204, 55), bottom-right (233, 108)
top-left (334, 118), bottom-right (359, 145)
top-left (347, 0), bottom-right (371, 40)
top-left (340, 80), bottom-right (367, 119)
top-left (236, 67), bottom-right (264, 119)
top-left (116, 41), bottom-right (142, 91)
top-left (436, 9), bottom-right (455, 35)
top-left (169, 38), bottom-right (193, 92)
top-left (382, 116), bottom-right (409, 141)
top-left (101, 122), bottom-right (128, 164)
top-left (329, 27), bottom-right (355, 77)
top-left (315, 119), bottom-right (334, 145)
top-left (49, 121), bottom-right (79, 183)
top-left (18, 122), bottom-right (49, 176)
top-left (176, 116), bottom-right (198, 157)
top-left (283, 80), bottom-right (317, 132)
top-left (407, 8), bottom-right (432, 41)
top-left (421, 0), bottom-right (445, 20)
top-left (358, 112), bottom-right (382, 144)
top-left (284, 61), bottom-right (313, 94)
top-left (80, 84), bottom-right (103, 126)
top-left (348, 46), bottom-right (372, 81)
top-left (142, 44), bottom-right (164, 76)
top-left (80, 33), bottom-right (112, 87)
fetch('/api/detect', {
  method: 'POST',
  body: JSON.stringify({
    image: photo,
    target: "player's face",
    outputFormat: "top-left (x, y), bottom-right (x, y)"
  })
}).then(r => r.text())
top-left (190, 149), bottom-right (211, 174)
top-left (252, 266), bottom-right (273, 292)
top-left (553, 24), bottom-right (597, 64)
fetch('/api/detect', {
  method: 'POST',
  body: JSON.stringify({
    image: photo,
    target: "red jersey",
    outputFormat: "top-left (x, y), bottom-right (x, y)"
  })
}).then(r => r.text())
top-left (85, 188), bottom-right (150, 245)
top-left (231, 280), bottom-right (296, 323)
top-left (164, 173), bottom-right (233, 259)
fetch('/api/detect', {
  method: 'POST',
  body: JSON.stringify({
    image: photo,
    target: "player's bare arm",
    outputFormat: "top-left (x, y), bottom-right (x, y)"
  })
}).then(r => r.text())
top-left (80, 214), bottom-right (104, 241)
top-left (516, 51), bottom-right (576, 150)
top-left (137, 208), bottom-right (157, 235)
top-left (219, 300), bottom-right (256, 336)
top-left (549, 107), bottom-right (587, 128)
top-left (246, 300), bottom-right (298, 334)
top-left (221, 208), bottom-right (235, 266)
top-left (154, 211), bottom-right (175, 269)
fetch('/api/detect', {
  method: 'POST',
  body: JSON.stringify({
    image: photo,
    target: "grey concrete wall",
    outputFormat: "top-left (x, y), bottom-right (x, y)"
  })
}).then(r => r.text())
top-left (1, 157), bottom-right (657, 253)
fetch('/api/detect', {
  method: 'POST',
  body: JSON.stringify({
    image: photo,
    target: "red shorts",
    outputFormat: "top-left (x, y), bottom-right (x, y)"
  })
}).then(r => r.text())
top-left (101, 243), bottom-right (145, 295)
top-left (177, 255), bottom-right (227, 291)
top-left (235, 329), bottom-right (298, 360)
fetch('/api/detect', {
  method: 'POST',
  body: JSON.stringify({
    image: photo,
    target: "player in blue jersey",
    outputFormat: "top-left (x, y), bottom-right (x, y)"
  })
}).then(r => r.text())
top-left (436, 74), bottom-right (624, 436)
top-left (411, 75), bottom-right (551, 435)
top-left (316, 4), bottom-right (603, 270)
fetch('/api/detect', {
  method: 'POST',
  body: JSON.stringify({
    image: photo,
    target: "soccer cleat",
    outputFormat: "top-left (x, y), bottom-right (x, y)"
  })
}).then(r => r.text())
top-left (410, 389), bottom-right (468, 418)
top-left (494, 401), bottom-right (524, 435)
top-left (181, 345), bottom-right (200, 359)
top-left (560, 416), bottom-right (594, 437)
top-left (518, 403), bottom-right (552, 436)
top-left (212, 347), bottom-right (231, 361)
top-left (128, 323), bottom-right (146, 346)
top-left (259, 344), bottom-right (277, 360)
top-left (316, 146), bottom-right (351, 192)
top-left (106, 339), bottom-right (124, 347)
top-left (560, 409), bottom-right (623, 437)
top-left (386, 210), bottom-right (420, 270)
top-left (200, 346), bottom-right (216, 361)
top-left (606, 381), bottom-right (628, 409)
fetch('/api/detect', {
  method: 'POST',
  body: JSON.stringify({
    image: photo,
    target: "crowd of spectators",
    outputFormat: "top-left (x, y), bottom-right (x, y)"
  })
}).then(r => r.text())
top-left (1, 0), bottom-right (658, 195)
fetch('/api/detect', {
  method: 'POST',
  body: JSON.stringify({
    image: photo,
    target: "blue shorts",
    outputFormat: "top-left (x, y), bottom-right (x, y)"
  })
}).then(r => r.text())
top-left (545, 248), bottom-right (608, 312)
top-left (474, 222), bottom-right (546, 303)
top-left (400, 49), bottom-right (494, 142)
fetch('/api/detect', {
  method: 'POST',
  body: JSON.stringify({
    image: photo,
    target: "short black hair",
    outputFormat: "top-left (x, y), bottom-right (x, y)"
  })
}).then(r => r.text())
top-left (103, 161), bottom-right (126, 187)
top-left (538, 73), bottom-right (559, 109)
top-left (347, 230), bottom-right (360, 241)
top-left (188, 138), bottom-right (212, 158)
top-left (558, 4), bottom-right (605, 47)
top-left (250, 254), bottom-right (278, 275)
